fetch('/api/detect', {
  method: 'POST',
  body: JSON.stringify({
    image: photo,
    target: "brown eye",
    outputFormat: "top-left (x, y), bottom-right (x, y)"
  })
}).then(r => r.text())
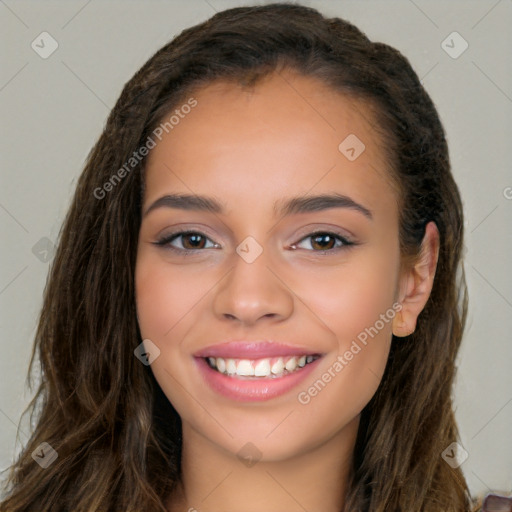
top-left (154, 231), bottom-right (218, 252)
top-left (181, 232), bottom-right (208, 250)
top-left (292, 231), bottom-right (353, 252)
top-left (310, 233), bottom-right (337, 251)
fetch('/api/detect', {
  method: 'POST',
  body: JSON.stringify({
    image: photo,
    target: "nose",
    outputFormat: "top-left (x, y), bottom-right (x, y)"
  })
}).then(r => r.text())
top-left (212, 248), bottom-right (294, 326)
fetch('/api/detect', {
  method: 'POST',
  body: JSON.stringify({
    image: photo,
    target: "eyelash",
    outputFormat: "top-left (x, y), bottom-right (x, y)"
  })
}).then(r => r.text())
top-left (153, 230), bottom-right (355, 255)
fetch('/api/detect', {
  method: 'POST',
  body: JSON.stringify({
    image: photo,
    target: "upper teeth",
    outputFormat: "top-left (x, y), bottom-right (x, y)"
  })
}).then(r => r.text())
top-left (206, 355), bottom-right (317, 378)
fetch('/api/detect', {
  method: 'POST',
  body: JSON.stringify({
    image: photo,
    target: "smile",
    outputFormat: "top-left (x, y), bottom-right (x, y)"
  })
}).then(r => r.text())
top-left (195, 355), bottom-right (323, 401)
top-left (205, 354), bottom-right (321, 379)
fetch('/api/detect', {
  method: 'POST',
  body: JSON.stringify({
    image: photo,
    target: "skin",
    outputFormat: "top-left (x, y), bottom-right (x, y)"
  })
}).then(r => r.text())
top-left (135, 69), bottom-right (439, 512)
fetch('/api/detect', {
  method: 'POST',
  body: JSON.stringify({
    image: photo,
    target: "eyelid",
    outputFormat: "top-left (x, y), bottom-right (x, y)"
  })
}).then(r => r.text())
top-left (153, 230), bottom-right (220, 252)
top-left (153, 227), bottom-right (356, 254)
top-left (290, 230), bottom-right (355, 252)
top-left (292, 223), bottom-right (356, 242)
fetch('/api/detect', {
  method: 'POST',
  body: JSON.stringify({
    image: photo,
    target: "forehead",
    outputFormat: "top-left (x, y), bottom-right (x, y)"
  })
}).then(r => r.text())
top-left (143, 70), bottom-right (397, 219)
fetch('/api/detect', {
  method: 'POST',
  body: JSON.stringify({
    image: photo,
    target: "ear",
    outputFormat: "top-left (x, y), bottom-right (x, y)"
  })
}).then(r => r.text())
top-left (392, 221), bottom-right (440, 337)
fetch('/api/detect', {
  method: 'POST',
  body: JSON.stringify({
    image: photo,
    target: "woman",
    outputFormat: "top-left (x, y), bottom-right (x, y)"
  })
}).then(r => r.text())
top-left (0, 3), bottom-right (482, 511)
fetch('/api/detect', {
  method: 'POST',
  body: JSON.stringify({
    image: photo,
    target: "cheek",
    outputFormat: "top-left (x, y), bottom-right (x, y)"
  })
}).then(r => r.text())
top-left (135, 252), bottom-right (208, 418)
top-left (289, 246), bottom-right (398, 428)
top-left (328, 262), bottom-right (397, 349)
top-left (135, 251), bottom-right (206, 340)
top-left (290, 245), bottom-right (399, 355)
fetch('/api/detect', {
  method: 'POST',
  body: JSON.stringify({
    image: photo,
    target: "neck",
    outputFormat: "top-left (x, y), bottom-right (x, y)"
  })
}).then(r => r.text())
top-left (167, 416), bottom-right (359, 512)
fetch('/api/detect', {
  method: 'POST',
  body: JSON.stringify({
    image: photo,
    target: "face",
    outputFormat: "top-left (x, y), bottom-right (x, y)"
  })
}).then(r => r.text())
top-left (135, 70), bottom-right (404, 462)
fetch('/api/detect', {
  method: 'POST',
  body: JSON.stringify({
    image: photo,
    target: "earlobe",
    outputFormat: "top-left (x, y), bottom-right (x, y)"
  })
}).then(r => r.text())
top-left (392, 307), bottom-right (415, 337)
top-left (392, 222), bottom-right (440, 337)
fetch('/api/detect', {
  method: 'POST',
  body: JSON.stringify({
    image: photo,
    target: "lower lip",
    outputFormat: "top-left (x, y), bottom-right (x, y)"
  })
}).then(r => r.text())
top-left (194, 356), bottom-right (322, 402)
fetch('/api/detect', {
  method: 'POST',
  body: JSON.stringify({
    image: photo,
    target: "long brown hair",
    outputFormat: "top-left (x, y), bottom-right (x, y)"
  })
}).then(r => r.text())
top-left (1, 3), bottom-right (477, 511)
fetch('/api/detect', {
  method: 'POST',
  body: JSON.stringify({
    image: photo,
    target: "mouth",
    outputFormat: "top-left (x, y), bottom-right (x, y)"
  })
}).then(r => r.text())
top-left (193, 341), bottom-right (324, 401)
top-left (204, 354), bottom-right (322, 379)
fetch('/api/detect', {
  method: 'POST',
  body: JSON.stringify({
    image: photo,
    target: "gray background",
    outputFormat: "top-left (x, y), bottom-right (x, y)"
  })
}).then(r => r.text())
top-left (1, 0), bottom-right (511, 500)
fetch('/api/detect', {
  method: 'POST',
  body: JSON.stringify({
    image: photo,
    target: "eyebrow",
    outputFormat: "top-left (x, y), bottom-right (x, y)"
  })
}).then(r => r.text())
top-left (143, 192), bottom-right (373, 220)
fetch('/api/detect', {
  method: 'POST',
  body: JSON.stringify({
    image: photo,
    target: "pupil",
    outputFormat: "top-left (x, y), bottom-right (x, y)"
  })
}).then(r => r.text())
top-left (313, 234), bottom-right (334, 250)
top-left (186, 233), bottom-right (204, 249)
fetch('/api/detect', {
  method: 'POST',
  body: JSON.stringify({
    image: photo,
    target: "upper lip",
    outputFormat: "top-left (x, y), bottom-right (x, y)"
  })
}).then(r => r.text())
top-left (194, 341), bottom-right (321, 359)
